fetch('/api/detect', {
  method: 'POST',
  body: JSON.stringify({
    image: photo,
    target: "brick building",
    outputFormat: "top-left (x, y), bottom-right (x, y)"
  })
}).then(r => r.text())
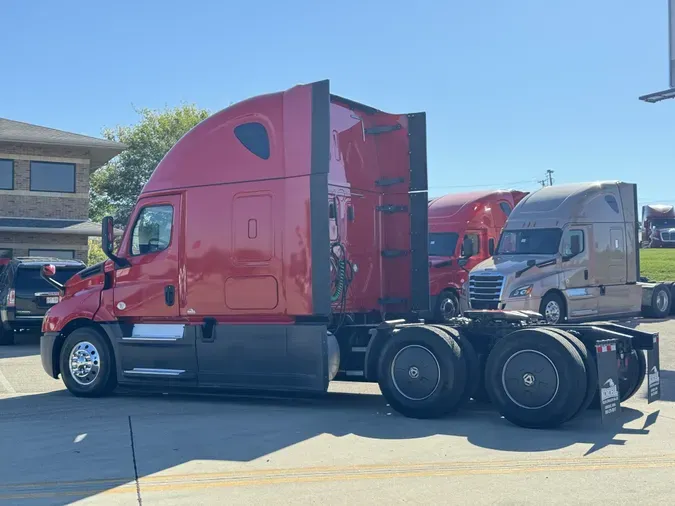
top-left (0, 118), bottom-right (126, 262)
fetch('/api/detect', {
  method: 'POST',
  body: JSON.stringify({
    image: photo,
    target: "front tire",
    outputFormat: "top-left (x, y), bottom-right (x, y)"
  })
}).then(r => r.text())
top-left (434, 291), bottom-right (460, 322)
top-left (60, 327), bottom-right (117, 397)
top-left (485, 328), bottom-right (586, 429)
top-left (378, 325), bottom-right (467, 419)
top-left (539, 292), bottom-right (566, 324)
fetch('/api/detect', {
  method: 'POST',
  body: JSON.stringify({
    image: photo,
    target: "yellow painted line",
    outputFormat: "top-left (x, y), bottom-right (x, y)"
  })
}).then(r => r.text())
top-left (4, 453), bottom-right (675, 490)
top-left (1, 456), bottom-right (675, 501)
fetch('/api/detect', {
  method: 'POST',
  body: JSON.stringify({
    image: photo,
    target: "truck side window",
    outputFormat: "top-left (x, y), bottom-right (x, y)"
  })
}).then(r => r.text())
top-left (461, 233), bottom-right (480, 257)
top-left (234, 122), bottom-right (270, 160)
top-left (499, 202), bottom-right (512, 216)
top-left (562, 230), bottom-right (584, 257)
top-left (130, 205), bottom-right (174, 256)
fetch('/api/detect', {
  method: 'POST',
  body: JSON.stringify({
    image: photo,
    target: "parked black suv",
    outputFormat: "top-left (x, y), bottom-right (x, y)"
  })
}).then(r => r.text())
top-left (0, 257), bottom-right (86, 345)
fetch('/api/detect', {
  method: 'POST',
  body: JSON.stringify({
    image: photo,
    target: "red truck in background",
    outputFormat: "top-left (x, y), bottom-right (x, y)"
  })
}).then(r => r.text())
top-left (642, 204), bottom-right (675, 247)
top-left (38, 80), bottom-right (661, 429)
top-left (428, 190), bottom-right (528, 321)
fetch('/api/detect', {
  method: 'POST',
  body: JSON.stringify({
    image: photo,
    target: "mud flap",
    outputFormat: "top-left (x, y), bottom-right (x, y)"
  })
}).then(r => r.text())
top-left (647, 334), bottom-right (661, 403)
top-left (595, 338), bottom-right (621, 425)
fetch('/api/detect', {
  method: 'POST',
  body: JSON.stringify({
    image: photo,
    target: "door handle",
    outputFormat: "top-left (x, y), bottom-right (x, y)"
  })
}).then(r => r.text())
top-left (164, 285), bottom-right (175, 306)
top-left (584, 269), bottom-right (588, 280)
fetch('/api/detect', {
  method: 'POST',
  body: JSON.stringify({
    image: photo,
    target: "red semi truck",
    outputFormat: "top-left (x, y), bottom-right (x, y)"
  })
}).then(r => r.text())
top-left (428, 189), bottom-right (527, 322)
top-left (39, 80), bottom-right (661, 429)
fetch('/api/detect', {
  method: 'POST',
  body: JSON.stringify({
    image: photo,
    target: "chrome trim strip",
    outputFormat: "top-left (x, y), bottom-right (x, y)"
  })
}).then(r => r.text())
top-left (122, 337), bottom-right (179, 342)
top-left (123, 368), bottom-right (185, 376)
top-left (131, 324), bottom-right (185, 340)
top-left (35, 292), bottom-right (60, 297)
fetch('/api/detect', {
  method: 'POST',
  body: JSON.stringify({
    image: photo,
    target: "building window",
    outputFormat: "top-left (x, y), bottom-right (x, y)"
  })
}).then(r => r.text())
top-left (0, 159), bottom-right (13, 190)
top-left (0, 248), bottom-right (12, 259)
top-left (234, 122), bottom-right (270, 160)
top-left (28, 249), bottom-right (75, 260)
top-left (30, 161), bottom-right (76, 193)
top-left (131, 205), bottom-right (174, 256)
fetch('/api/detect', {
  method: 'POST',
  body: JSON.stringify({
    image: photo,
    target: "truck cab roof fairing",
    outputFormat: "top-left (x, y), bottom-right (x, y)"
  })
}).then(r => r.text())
top-left (141, 83), bottom-right (327, 195)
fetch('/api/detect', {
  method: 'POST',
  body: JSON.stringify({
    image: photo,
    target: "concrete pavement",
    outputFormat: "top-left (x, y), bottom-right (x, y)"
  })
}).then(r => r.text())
top-left (1, 322), bottom-right (674, 505)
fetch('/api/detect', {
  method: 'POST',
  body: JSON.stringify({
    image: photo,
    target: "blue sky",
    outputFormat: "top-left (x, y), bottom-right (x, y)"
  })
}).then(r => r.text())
top-left (1, 0), bottom-right (674, 206)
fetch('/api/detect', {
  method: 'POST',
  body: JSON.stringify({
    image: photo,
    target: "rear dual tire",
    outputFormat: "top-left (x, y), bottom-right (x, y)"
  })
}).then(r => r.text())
top-left (643, 284), bottom-right (672, 319)
top-left (589, 348), bottom-right (646, 408)
top-left (429, 324), bottom-right (480, 405)
top-left (377, 325), bottom-right (467, 419)
top-left (484, 328), bottom-right (587, 429)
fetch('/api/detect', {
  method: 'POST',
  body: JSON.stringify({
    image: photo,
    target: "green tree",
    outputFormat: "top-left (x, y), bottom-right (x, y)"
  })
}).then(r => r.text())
top-left (87, 238), bottom-right (107, 266)
top-left (90, 104), bottom-right (210, 226)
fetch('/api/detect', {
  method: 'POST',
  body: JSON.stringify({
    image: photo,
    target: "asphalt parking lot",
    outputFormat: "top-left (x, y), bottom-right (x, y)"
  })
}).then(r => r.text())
top-left (1, 321), bottom-right (674, 505)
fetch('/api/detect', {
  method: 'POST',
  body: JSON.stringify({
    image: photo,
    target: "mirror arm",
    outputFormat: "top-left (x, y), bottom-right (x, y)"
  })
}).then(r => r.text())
top-left (40, 272), bottom-right (64, 295)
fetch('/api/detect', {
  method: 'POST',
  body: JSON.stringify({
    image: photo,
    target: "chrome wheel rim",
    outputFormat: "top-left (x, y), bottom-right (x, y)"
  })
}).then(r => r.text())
top-left (69, 341), bottom-right (100, 386)
top-left (656, 290), bottom-right (669, 313)
top-left (545, 301), bottom-right (561, 323)
top-left (501, 349), bottom-right (560, 409)
top-left (440, 297), bottom-right (457, 321)
top-left (390, 345), bottom-right (441, 401)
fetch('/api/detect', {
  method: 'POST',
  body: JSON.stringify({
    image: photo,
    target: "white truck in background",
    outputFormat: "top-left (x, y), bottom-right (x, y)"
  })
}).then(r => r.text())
top-left (463, 181), bottom-right (673, 324)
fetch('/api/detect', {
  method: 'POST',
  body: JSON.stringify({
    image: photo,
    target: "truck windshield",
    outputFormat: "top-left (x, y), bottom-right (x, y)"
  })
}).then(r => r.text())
top-left (497, 228), bottom-right (562, 255)
top-left (652, 218), bottom-right (675, 228)
top-left (429, 232), bottom-right (459, 257)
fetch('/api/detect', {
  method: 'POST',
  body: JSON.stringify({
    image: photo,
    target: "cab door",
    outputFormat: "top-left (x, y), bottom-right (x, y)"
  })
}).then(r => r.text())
top-left (111, 193), bottom-right (197, 385)
top-left (560, 225), bottom-right (599, 319)
top-left (597, 227), bottom-right (634, 316)
top-left (459, 230), bottom-right (487, 270)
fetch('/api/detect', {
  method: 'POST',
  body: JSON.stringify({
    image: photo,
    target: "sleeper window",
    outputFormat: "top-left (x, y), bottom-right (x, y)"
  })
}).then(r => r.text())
top-left (234, 122), bottom-right (270, 160)
top-left (499, 202), bottom-right (512, 216)
top-left (131, 205), bottom-right (174, 256)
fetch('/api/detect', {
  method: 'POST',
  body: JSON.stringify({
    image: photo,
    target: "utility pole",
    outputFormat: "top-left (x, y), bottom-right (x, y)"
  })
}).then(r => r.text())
top-left (538, 179), bottom-right (547, 188)
top-left (545, 169), bottom-right (554, 186)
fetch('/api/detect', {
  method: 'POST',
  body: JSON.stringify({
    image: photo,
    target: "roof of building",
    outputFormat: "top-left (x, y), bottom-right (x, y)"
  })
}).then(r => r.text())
top-left (0, 218), bottom-right (123, 237)
top-left (0, 118), bottom-right (126, 169)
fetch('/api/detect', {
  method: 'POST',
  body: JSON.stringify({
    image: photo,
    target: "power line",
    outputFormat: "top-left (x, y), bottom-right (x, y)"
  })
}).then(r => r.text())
top-left (427, 179), bottom-right (539, 190)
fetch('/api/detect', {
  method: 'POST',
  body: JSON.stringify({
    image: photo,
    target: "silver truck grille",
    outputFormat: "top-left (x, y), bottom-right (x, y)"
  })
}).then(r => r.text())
top-left (469, 273), bottom-right (504, 310)
top-left (662, 232), bottom-right (675, 241)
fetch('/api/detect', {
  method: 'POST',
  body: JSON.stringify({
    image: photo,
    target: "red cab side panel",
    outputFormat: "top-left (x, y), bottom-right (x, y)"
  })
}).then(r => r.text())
top-left (139, 82), bottom-right (325, 319)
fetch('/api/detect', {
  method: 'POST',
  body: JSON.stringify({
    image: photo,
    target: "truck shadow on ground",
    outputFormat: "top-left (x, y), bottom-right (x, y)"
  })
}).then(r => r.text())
top-left (0, 332), bottom-right (40, 359)
top-left (0, 387), bottom-right (664, 504)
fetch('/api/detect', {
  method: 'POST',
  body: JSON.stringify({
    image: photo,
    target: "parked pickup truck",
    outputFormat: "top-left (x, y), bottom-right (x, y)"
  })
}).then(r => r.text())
top-left (0, 257), bottom-right (85, 345)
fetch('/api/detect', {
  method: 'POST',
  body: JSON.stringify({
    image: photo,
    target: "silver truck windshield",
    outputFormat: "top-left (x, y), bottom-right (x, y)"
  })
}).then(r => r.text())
top-left (497, 228), bottom-right (562, 255)
top-left (652, 218), bottom-right (675, 228)
top-left (429, 232), bottom-right (459, 257)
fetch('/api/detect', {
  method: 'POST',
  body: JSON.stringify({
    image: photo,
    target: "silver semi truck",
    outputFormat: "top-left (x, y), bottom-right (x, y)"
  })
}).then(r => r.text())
top-left (462, 181), bottom-right (673, 324)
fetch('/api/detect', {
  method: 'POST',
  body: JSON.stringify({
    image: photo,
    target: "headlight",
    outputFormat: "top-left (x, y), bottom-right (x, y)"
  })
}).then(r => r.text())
top-left (509, 285), bottom-right (533, 298)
